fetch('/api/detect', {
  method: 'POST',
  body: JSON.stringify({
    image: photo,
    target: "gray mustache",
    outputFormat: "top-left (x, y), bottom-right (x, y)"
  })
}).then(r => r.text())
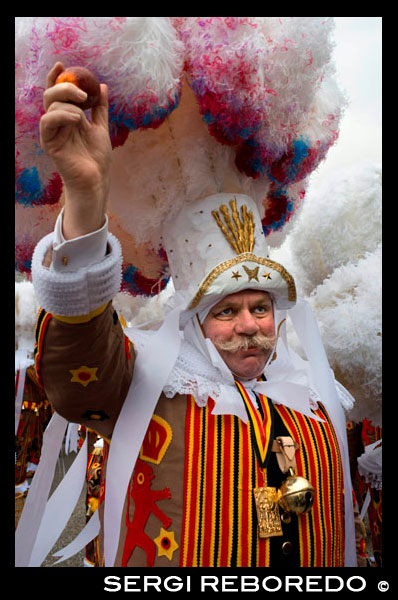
top-left (213, 332), bottom-right (276, 352)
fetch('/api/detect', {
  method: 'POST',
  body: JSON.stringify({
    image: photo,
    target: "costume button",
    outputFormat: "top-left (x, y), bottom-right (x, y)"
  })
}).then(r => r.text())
top-left (282, 541), bottom-right (293, 556)
top-left (62, 256), bottom-right (68, 266)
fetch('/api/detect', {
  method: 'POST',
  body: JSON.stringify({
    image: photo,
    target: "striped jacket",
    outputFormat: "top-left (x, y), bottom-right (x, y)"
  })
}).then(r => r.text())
top-left (35, 302), bottom-right (345, 567)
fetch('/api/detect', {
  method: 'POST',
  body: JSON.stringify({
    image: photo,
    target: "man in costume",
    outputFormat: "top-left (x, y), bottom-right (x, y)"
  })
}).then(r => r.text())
top-left (24, 60), bottom-right (362, 567)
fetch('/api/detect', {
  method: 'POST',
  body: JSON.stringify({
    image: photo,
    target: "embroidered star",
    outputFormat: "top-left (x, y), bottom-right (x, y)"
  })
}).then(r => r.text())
top-left (242, 265), bottom-right (260, 282)
top-left (262, 271), bottom-right (272, 281)
top-left (70, 365), bottom-right (98, 387)
top-left (231, 270), bottom-right (242, 280)
top-left (154, 528), bottom-right (179, 561)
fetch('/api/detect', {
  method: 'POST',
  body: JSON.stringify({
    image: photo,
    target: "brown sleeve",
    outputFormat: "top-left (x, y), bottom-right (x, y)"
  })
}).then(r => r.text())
top-left (36, 302), bottom-right (135, 439)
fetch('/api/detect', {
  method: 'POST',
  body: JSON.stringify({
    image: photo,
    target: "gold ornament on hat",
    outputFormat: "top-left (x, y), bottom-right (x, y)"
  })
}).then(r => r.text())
top-left (231, 270), bottom-right (242, 280)
top-left (211, 198), bottom-right (255, 254)
top-left (188, 197), bottom-right (297, 309)
top-left (242, 265), bottom-right (260, 282)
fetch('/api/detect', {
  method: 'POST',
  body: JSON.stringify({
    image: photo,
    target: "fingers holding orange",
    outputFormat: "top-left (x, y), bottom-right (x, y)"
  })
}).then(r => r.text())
top-left (40, 63), bottom-right (110, 158)
top-left (54, 66), bottom-right (101, 110)
top-left (43, 82), bottom-right (88, 113)
top-left (44, 64), bottom-right (101, 111)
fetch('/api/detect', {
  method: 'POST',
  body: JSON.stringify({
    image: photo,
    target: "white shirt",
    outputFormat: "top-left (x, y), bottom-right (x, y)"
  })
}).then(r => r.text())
top-left (51, 208), bottom-right (108, 271)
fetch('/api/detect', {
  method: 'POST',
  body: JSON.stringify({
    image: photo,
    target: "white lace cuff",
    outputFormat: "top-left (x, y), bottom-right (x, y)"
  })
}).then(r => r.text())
top-left (31, 232), bottom-right (123, 316)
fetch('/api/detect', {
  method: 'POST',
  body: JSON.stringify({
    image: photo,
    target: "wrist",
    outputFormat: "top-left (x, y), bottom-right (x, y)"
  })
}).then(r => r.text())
top-left (62, 181), bottom-right (109, 239)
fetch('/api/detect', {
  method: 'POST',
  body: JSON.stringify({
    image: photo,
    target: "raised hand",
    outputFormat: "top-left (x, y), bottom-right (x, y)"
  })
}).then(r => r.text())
top-left (40, 62), bottom-right (112, 239)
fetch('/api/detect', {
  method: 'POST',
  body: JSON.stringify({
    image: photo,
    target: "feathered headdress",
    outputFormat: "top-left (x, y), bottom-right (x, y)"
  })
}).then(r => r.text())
top-left (270, 161), bottom-right (382, 425)
top-left (15, 17), bottom-right (346, 296)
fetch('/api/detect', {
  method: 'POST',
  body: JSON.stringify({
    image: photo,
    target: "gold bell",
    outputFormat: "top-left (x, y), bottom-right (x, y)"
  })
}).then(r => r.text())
top-left (277, 468), bottom-right (315, 515)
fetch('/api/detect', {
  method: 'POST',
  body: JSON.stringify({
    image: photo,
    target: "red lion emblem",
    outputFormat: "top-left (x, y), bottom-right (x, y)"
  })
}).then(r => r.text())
top-left (121, 459), bottom-right (172, 567)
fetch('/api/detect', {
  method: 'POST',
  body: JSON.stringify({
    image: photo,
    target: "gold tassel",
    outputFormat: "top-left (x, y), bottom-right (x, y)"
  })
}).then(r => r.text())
top-left (212, 198), bottom-right (255, 254)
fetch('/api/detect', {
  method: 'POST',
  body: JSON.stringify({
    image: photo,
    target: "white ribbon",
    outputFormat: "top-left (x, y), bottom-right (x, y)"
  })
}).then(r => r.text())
top-left (359, 490), bottom-right (372, 522)
top-left (288, 298), bottom-right (357, 567)
top-left (15, 349), bottom-right (34, 434)
top-left (255, 381), bottom-right (324, 421)
top-left (358, 439), bottom-right (382, 489)
top-left (15, 348), bottom-right (34, 372)
top-left (52, 510), bottom-right (100, 565)
top-left (104, 305), bottom-right (182, 567)
top-left (15, 367), bottom-right (26, 436)
top-left (65, 422), bottom-right (79, 454)
top-left (15, 412), bottom-right (68, 566)
top-left (27, 434), bottom-right (88, 566)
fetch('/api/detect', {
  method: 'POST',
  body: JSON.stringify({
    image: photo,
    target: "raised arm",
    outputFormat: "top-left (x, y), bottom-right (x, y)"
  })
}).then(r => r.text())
top-left (32, 63), bottom-right (133, 439)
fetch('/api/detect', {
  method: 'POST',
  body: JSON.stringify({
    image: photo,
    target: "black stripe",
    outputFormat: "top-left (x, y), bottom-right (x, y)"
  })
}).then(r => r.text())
top-left (305, 414), bottom-right (327, 564)
top-left (250, 439), bottom-right (258, 566)
top-left (286, 408), bottom-right (315, 566)
top-left (261, 395), bottom-right (275, 469)
top-left (34, 308), bottom-right (46, 340)
top-left (290, 409), bottom-right (319, 566)
top-left (268, 406), bottom-right (301, 568)
top-left (236, 385), bottom-right (274, 470)
top-left (33, 308), bottom-right (47, 358)
top-left (255, 391), bottom-right (265, 420)
top-left (213, 414), bottom-right (222, 566)
top-left (196, 404), bottom-right (207, 565)
top-left (229, 416), bottom-right (240, 567)
top-left (315, 404), bottom-right (342, 560)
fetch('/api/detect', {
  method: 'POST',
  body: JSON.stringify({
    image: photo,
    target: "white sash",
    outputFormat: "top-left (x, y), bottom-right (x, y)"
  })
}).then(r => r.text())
top-left (28, 435), bottom-right (88, 566)
top-left (103, 305), bottom-right (182, 567)
top-left (15, 412), bottom-right (68, 566)
top-left (52, 508), bottom-right (100, 564)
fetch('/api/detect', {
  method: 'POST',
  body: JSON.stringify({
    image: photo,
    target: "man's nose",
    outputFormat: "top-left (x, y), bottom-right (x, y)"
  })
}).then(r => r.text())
top-left (234, 310), bottom-right (259, 336)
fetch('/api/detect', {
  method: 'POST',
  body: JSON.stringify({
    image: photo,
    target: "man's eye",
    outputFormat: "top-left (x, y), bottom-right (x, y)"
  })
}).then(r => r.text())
top-left (253, 306), bottom-right (267, 313)
top-left (218, 308), bottom-right (233, 316)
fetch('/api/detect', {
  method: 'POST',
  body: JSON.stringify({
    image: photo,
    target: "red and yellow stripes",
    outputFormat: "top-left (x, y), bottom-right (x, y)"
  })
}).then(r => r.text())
top-left (179, 393), bottom-right (344, 567)
top-left (180, 396), bottom-right (266, 567)
top-left (274, 403), bottom-right (344, 567)
top-left (33, 308), bottom-right (53, 388)
top-left (235, 382), bottom-right (273, 467)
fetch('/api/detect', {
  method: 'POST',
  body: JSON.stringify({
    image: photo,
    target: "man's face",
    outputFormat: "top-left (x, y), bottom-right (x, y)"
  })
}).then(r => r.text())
top-left (202, 289), bottom-right (276, 380)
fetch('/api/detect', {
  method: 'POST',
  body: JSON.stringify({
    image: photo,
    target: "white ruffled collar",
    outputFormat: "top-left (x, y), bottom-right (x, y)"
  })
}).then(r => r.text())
top-left (128, 306), bottom-right (354, 425)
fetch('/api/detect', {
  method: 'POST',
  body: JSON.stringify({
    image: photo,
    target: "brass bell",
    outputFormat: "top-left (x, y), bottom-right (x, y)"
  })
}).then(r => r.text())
top-left (277, 468), bottom-right (315, 515)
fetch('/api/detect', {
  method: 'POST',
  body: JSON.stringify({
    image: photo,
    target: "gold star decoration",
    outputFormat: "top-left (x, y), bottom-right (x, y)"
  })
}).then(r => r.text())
top-left (242, 265), bottom-right (260, 282)
top-left (154, 528), bottom-right (179, 561)
top-left (262, 271), bottom-right (272, 281)
top-left (231, 270), bottom-right (242, 280)
top-left (69, 365), bottom-right (98, 387)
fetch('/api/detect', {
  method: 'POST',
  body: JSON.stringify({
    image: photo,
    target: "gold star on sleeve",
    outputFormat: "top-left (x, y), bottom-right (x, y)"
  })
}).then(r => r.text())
top-left (70, 365), bottom-right (99, 387)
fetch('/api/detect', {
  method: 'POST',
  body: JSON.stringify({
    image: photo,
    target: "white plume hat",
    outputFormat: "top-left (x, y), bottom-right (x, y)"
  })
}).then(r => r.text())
top-left (162, 192), bottom-right (296, 321)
